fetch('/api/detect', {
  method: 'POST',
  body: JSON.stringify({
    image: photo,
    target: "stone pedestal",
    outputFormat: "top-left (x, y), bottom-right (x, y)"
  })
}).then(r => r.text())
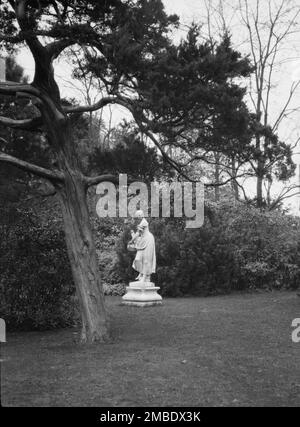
top-left (122, 281), bottom-right (162, 307)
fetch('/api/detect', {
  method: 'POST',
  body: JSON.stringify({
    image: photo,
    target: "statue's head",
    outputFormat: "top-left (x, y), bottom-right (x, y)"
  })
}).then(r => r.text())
top-left (134, 210), bottom-right (144, 219)
top-left (133, 209), bottom-right (144, 227)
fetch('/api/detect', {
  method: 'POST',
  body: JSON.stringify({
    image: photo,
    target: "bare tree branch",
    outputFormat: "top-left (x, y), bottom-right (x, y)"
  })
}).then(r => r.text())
top-left (0, 81), bottom-right (41, 98)
top-left (0, 152), bottom-right (64, 182)
top-left (0, 136), bottom-right (8, 145)
top-left (272, 80), bottom-right (300, 132)
top-left (63, 96), bottom-right (118, 114)
top-left (85, 174), bottom-right (122, 188)
top-left (47, 39), bottom-right (76, 60)
top-left (0, 115), bottom-right (43, 131)
top-left (269, 191), bottom-right (300, 210)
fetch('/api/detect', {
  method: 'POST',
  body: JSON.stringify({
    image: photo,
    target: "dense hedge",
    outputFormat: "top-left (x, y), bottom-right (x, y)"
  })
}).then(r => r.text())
top-left (0, 211), bottom-right (77, 330)
top-left (1, 203), bottom-right (300, 331)
top-left (0, 212), bottom-right (125, 330)
top-left (116, 203), bottom-right (300, 296)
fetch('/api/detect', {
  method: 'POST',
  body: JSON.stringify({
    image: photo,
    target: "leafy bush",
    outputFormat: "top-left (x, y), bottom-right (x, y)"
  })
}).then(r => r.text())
top-left (0, 211), bottom-right (128, 331)
top-left (92, 216), bottom-right (125, 288)
top-left (116, 203), bottom-right (300, 296)
top-left (97, 249), bottom-right (123, 286)
top-left (102, 283), bottom-right (126, 296)
top-left (226, 203), bottom-right (300, 290)
top-left (2, 199), bottom-right (299, 332)
top-left (0, 211), bottom-right (78, 330)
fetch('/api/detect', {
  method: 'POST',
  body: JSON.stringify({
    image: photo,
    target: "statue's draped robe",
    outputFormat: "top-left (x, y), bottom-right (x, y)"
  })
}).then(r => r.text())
top-left (132, 222), bottom-right (156, 276)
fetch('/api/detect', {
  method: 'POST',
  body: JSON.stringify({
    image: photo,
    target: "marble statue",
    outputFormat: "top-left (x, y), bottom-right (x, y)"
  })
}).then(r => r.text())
top-left (122, 210), bottom-right (161, 306)
top-left (127, 210), bottom-right (156, 282)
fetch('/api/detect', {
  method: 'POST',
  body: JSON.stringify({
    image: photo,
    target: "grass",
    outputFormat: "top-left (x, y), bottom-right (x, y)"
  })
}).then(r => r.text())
top-left (1, 291), bottom-right (300, 407)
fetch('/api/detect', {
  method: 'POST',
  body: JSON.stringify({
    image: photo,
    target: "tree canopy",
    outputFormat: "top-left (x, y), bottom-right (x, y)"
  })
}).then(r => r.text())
top-left (0, 0), bottom-right (257, 181)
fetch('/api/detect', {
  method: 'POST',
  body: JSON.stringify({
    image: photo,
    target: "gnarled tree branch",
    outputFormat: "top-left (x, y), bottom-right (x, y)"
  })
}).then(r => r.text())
top-left (0, 81), bottom-right (41, 98)
top-left (0, 81), bottom-right (66, 123)
top-left (0, 152), bottom-right (64, 182)
top-left (85, 174), bottom-right (120, 188)
top-left (13, 0), bottom-right (46, 63)
top-left (0, 115), bottom-right (43, 131)
top-left (47, 39), bottom-right (75, 60)
top-left (63, 96), bottom-right (118, 114)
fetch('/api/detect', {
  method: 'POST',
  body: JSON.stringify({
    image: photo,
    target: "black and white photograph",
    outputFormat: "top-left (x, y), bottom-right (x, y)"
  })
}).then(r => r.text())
top-left (0, 0), bottom-right (300, 412)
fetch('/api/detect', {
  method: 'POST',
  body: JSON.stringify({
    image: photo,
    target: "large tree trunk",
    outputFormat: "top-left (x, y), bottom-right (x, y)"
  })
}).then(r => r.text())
top-left (58, 172), bottom-right (110, 343)
top-left (0, 6), bottom-right (112, 345)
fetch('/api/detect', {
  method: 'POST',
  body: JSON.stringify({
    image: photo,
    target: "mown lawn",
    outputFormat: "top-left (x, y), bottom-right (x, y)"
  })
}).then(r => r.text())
top-left (1, 291), bottom-right (300, 407)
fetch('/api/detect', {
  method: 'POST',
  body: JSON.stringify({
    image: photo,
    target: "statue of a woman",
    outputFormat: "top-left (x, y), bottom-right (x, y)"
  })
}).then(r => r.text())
top-left (128, 211), bottom-right (156, 282)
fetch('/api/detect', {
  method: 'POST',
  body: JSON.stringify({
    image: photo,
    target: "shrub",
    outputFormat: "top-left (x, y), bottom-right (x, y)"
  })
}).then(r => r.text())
top-left (226, 203), bottom-right (300, 290)
top-left (0, 211), bottom-right (78, 330)
top-left (0, 211), bottom-right (128, 331)
top-left (102, 283), bottom-right (126, 296)
top-left (97, 249), bottom-right (123, 286)
top-left (115, 203), bottom-right (300, 296)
